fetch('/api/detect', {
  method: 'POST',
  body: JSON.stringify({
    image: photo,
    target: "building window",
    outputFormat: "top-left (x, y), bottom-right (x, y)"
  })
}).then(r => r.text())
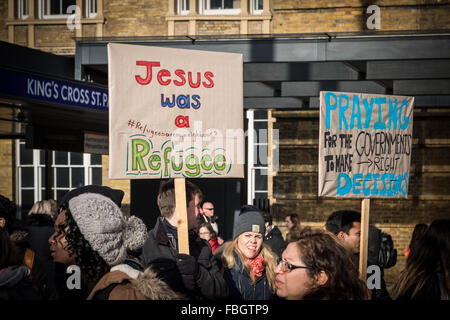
top-left (86, 0), bottom-right (97, 18)
top-left (201, 0), bottom-right (241, 15)
top-left (16, 140), bottom-right (102, 218)
top-left (178, 0), bottom-right (190, 15)
top-left (177, 1), bottom-right (264, 16)
top-left (246, 110), bottom-right (268, 204)
top-left (39, 0), bottom-right (76, 19)
top-left (18, 0), bottom-right (29, 19)
top-left (251, 0), bottom-right (263, 14)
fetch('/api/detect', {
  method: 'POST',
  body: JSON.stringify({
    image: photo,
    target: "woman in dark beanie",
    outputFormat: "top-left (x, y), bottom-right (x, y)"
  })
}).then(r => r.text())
top-left (221, 205), bottom-right (277, 300)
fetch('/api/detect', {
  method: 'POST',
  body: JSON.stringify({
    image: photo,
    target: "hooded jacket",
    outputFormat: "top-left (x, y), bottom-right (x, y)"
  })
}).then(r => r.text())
top-left (88, 266), bottom-right (183, 300)
top-left (25, 214), bottom-right (57, 297)
top-left (8, 228), bottom-right (55, 300)
top-left (0, 265), bottom-right (42, 300)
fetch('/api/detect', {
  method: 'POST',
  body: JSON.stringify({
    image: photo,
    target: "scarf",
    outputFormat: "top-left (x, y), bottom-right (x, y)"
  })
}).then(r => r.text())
top-left (245, 254), bottom-right (265, 278)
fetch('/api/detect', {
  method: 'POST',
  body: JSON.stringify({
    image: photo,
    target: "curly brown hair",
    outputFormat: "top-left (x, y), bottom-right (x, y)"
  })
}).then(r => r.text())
top-left (293, 227), bottom-right (368, 300)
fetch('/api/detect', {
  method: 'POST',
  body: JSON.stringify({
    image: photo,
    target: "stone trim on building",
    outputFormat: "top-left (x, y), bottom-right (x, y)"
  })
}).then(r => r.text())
top-left (6, 0), bottom-right (104, 52)
top-left (166, 0), bottom-right (272, 35)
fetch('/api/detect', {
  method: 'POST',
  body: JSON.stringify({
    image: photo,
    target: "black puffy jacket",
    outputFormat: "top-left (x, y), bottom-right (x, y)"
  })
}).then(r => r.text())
top-left (141, 218), bottom-right (228, 300)
top-left (264, 226), bottom-right (286, 258)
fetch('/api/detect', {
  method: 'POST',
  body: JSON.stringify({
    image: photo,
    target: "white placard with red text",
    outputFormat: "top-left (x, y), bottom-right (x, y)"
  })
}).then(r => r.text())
top-left (108, 43), bottom-right (244, 179)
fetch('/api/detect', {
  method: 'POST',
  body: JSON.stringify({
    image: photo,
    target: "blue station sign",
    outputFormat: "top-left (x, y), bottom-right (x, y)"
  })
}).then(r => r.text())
top-left (0, 67), bottom-right (108, 111)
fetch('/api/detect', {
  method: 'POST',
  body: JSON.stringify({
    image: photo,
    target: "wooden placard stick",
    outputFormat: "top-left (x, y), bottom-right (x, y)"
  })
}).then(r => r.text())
top-left (175, 177), bottom-right (190, 255)
top-left (359, 198), bottom-right (370, 282)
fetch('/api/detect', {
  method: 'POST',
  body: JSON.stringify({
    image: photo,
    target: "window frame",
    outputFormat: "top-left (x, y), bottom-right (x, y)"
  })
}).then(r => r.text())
top-left (250, 0), bottom-right (263, 15)
top-left (86, 0), bottom-right (97, 18)
top-left (178, 0), bottom-right (190, 15)
top-left (176, 0), bottom-right (265, 16)
top-left (39, 0), bottom-right (77, 19)
top-left (16, 140), bottom-right (103, 218)
top-left (18, 0), bottom-right (29, 20)
top-left (200, 0), bottom-right (241, 16)
top-left (246, 110), bottom-right (269, 204)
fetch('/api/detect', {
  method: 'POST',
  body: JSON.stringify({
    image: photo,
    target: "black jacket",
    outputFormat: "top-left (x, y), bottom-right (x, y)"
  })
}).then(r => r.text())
top-left (141, 218), bottom-right (228, 300)
top-left (10, 228), bottom-right (56, 300)
top-left (264, 226), bottom-right (286, 258)
top-left (0, 265), bottom-right (43, 300)
top-left (223, 252), bottom-right (272, 300)
top-left (25, 214), bottom-right (57, 297)
top-left (368, 225), bottom-right (391, 300)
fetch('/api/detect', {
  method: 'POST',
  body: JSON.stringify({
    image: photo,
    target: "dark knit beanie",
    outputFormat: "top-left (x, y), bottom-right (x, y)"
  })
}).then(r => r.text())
top-left (233, 205), bottom-right (265, 239)
top-left (59, 185), bottom-right (125, 208)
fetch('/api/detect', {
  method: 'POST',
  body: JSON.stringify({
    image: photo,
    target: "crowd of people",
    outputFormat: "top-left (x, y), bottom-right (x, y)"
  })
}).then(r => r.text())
top-left (0, 180), bottom-right (449, 301)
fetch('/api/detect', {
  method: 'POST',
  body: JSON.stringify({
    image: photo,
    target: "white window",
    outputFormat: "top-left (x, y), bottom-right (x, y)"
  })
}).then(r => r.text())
top-left (39, 0), bottom-right (76, 19)
top-left (16, 140), bottom-right (102, 218)
top-left (18, 0), bottom-right (29, 20)
top-left (86, 0), bottom-right (97, 18)
top-left (178, 0), bottom-right (190, 15)
top-left (177, 1), bottom-right (263, 16)
top-left (246, 110), bottom-right (268, 204)
top-left (201, 0), bottom-right (241, 15)
top-left (251, 0), bottom-right (263, 14)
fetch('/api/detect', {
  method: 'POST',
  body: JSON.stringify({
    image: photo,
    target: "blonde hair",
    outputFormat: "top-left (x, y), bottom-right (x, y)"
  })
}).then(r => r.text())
top-left (221, 237), bottom-right (277, 294)
top-left (28, 200), bottom-right (57, 218)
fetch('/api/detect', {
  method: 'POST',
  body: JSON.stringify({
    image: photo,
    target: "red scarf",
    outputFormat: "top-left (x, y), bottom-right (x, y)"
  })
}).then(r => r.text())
top-left (209, 237), bottom-right (219, 253)
top-left (245, 254), bottom-right (265, 278)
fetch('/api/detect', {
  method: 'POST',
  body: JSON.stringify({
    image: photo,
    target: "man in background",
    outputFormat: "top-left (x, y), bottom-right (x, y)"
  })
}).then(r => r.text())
top-left (200, 201), bottom-right (224, 245)
top-left (263, 211), bottom-right (286, 257)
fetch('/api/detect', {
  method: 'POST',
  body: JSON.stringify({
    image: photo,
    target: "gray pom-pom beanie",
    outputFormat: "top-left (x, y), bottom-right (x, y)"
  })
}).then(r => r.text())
top-left (68, 193), bottom-right (148, 266)
top-left (233, 208), bottom-right (265, 239)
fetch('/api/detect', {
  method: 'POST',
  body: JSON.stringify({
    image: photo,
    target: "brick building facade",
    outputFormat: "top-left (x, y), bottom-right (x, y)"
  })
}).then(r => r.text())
top-left (1, 0), bottom-right (450, 286)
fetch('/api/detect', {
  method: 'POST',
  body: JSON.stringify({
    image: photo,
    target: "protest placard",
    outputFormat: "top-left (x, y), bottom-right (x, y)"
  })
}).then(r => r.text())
top-left (108, 44), bottom-right (244, 254)
top-left (319, 91), bottom-right (414, 199)
top-left (318, 91), bottom-right (414, 280)
top-left (108, 43), bottom-right (244, 180)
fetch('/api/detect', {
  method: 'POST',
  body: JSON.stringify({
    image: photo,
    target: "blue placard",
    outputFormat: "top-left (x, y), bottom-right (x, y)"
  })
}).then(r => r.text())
top-left (0, 67), bottom-right (108, 111)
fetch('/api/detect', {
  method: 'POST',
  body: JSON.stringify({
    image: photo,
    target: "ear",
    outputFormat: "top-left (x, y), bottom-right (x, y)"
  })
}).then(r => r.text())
top-left (315, 270), bottom-right (328, 286)
top-left (0, 217), bottom-right (5, 228)
top-left (337, 231), bottom-right (346, 241)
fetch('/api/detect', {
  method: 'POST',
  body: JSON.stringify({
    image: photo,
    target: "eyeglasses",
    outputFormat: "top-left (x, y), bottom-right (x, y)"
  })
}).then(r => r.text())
top-left (276, 258), bottom-right (311, 272)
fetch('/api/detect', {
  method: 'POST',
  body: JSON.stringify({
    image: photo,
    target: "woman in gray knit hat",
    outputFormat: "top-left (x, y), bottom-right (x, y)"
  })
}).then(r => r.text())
top-left (221, 205), bottom-right (278, 300)
top-left (49, 185), bottom-right (181, 300)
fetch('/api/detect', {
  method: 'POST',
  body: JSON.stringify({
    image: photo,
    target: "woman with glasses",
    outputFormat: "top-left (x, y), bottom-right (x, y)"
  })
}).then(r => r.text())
top-left (198, 222), bottom-right (220, 254)
top-left (275, 227), bottom-right (368, 300)
top-left (221, 205), bottom-right (277, 300)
